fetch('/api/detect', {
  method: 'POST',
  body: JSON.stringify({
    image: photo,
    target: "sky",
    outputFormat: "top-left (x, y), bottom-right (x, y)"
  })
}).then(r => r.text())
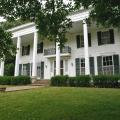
top-left (0, 17), bottom-right (6, 22)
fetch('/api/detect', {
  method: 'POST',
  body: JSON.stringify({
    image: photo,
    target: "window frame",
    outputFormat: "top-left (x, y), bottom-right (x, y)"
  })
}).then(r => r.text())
top-left (102, 55), bottom-right (114, 75)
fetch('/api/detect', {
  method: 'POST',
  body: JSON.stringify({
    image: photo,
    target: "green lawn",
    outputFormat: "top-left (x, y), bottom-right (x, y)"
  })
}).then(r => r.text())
top-left (0, 87), bottom-right (120, 120)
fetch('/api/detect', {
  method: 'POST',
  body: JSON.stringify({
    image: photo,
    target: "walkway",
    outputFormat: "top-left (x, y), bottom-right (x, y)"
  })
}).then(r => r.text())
top-left (5, 85), bottom-right (44, 92)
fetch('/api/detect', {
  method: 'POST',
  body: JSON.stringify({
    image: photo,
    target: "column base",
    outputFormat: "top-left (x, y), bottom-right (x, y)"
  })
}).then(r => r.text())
top-left (31, 76), bottom-right (37, 83)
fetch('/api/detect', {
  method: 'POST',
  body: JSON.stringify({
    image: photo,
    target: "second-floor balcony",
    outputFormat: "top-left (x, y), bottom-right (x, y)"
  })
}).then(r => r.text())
top-left (44, 46), bottom-right (71, 58)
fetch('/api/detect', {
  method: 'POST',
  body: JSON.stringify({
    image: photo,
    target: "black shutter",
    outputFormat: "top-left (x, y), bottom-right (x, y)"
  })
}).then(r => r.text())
top-left (88, 33), bottom-right (91, 47)
top-left (22, 46), bottom-right (24, 56)
top-left (27, 45), bottom-right (30, 55)
top-left (97, 31), bottom-right (102, 46)
top-left (40, 42), bottom-right (43, 53)
top-left (97, 56), bottom-right (102, 74)
top-left (76, 35), bottom-right (80, 48)
top-left (113, 55), bottom-right (119, 74)
top-left (75, 58), bottom-right (80, 76)
top-left (26, 63), bottom-right (30, 76)
top-left (19, 64), bottom-right (22, 75)
top-left (109, 29), bottom-right (114, 44)
top-left (41, 62), bottom-right (44, 79)
top-left (89, 57), bottom-right (94, 75)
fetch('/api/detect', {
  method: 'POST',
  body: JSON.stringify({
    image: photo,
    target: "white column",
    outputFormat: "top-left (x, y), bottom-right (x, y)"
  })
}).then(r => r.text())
top-left (14, 36), bottom-right (21, 76)
top-left (94, 56), bottom-right (98, 75)
top-left (32, 31), bottom-right (38, 78)
top-left (0, 61), bottom-right (4, 76)
top-left (56, 41), bottom-right (60, 75)
top-left (83, 19), bottom-right (90, 75)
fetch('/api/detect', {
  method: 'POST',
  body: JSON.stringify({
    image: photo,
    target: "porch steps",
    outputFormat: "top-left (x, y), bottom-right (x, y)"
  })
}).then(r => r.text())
top-left (32, 80), bottom-right (50, 86)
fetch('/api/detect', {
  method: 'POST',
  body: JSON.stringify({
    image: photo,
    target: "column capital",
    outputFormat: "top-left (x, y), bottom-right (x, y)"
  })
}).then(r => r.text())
top-left (82, 19), bottom-right (87, 24)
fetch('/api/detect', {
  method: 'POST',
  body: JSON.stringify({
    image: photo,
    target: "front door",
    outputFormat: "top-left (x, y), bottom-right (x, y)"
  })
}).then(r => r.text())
top-left (37, 62), bottom-right (44, 79)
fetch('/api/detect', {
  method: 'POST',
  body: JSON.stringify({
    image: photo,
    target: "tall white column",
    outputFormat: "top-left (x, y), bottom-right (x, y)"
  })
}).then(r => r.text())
top-left (0, 61), bottom-right (4, 76)
top-left (32, 31), bottom-right (38, 78)
top-left (14, 36), bottom-right (21, 76)
top-left (83, 19), bottom-right (90, 75)
top-left (56, 41), bottom-right (60, 75)
top-left (94, 56), bottom-right (98, 75)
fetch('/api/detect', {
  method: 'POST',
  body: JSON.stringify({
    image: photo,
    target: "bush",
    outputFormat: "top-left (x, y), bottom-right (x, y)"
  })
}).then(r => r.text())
top-left (51, 75), bottom-right (91, 87)
top-left (93, 75), bottom-right (120, 88)
top-left (51, 75), bottom-right (69, 86)
top-left (0, 76), bottom-right (11, 85)
top-left (0, 76), bottom-right (31, 85)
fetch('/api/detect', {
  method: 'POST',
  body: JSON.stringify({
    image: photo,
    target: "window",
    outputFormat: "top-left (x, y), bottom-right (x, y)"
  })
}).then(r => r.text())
top-left (22, 45), bottom-right (30, 56)
top-left (22, 64), bottom-right (30, 76)
top-left (102, 56), bottom-right (113, 75)
top-left (37, 42), bottom-right (43, 53)
top-left (97, 29), bottom-right (114, 45)
top-left (76, 35), bottom-right (84, 48)
top-left (101, 31), bottom-right (110, 44)
top-left (80, 58), bottom-right (85, 75)
top-left (75, 58), bottom-right (85, 76)
top-left (76, 33), bottom-right (91, 48)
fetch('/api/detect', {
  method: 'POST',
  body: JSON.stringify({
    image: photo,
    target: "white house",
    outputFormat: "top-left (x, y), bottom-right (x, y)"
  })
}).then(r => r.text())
top-left (0, 9), bottom-right (120, 80)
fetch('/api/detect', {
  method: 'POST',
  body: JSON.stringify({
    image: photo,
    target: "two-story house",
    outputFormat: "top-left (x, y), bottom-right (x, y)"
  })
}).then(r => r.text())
top-left (0, 9), bottom-right (120, 80)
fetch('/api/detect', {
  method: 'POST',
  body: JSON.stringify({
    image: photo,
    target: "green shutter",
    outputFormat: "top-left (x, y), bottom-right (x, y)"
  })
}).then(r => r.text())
top-left (41, 62), bottom-right (44, 79)
top-left (109, 29), bottom-right (114, 44)
top-left (97, 31), bottom-right (102, 46)
top-left (88, 33), bottom-right (91, 47)
top-left (75, 58), bottom-right (80, 76)
top-left (40, 42), bottom-right (43, 53)
top-left (27, 45), bottom-right (30, 55)
top-left (76, 35), bottom-right (80, 48)
top-left (19, 64), bottom-right (22, 76)
top-left (89, 57), bottom-right (94, 75)
top-left (97, 56), bottom-right (102, 74)
top-left (26, 63), bottom-right (30, 76)
top-left (22, 46), bottom-right (24, 56)
top-left (113, 55), bottom-right (119, 75)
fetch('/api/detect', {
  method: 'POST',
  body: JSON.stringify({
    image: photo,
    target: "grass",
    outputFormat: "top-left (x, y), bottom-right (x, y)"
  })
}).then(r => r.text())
top-left (0, 87), bottom-right (120, 120)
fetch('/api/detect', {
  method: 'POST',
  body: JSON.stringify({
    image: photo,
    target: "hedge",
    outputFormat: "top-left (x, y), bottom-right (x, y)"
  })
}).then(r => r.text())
top-left (51, 75), bottom-right (91, 87)
top-left (51, 75), bottom-right (120, 88)
top-left (93, 75), bottom-right (120, 88)
top-left (0, 76), bottom-right (31, 85)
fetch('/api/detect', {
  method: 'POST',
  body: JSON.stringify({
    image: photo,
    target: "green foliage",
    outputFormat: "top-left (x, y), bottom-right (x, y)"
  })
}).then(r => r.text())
top-left (74, 0), bottom-right (120, 28)
top-left (51, 75), bottom-right (69, 86)
top-left (0, 26), bottom-right (16, 59)
top-left (0, 76), bottom-right (31, 85)
top-left (4, 63), bottom-right (15, 76)
top-left (0, 0), bottom-right (73, 47)
top-left (51, 75), bottom-right (120, 88)
top-left (1, 19), bottom-right (30, 30)
top-left (93, 75), bottom-right (120, 88)
top-left (51, 75), bottom-right (91, 87)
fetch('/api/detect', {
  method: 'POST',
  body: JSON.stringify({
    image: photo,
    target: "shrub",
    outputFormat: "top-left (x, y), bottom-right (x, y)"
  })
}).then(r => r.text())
top-left (93, 75), bottom-right (119, 88)
top-left (0, 76), bottom-right (11, 85)
top-left (0, 76), bottom-right (31, 85)
top-left (75, 76), bottom-right (91, 87)
top-left (51, 75), bottom-right (91, 87)
top-left (51, 75), bottom-right (69, 86)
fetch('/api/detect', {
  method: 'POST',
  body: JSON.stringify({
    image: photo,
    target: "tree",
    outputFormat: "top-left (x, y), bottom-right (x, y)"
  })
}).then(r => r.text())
top-left (0, 26), bottom-right (16, 59)
top-left (74, 0), bottom-right (120, 27)
top-left (0, 0), bottom-right (73, 46)
top-left (0, 0), bottom-right (73, 75)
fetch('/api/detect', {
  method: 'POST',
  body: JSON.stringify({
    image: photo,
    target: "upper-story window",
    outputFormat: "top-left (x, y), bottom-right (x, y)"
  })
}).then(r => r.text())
top-left (22, 45), bottom-right (30, 56)
top-left (97, 29), bottom-right (114, 46)
top-left (76, 33), bottom-right (91, 48)
top-left (37, 42), bottom-right (43, 54)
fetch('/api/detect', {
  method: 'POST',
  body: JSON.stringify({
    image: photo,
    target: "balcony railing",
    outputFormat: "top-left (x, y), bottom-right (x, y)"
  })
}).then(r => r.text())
top-left (44, 46), bottom-right (71, 56)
